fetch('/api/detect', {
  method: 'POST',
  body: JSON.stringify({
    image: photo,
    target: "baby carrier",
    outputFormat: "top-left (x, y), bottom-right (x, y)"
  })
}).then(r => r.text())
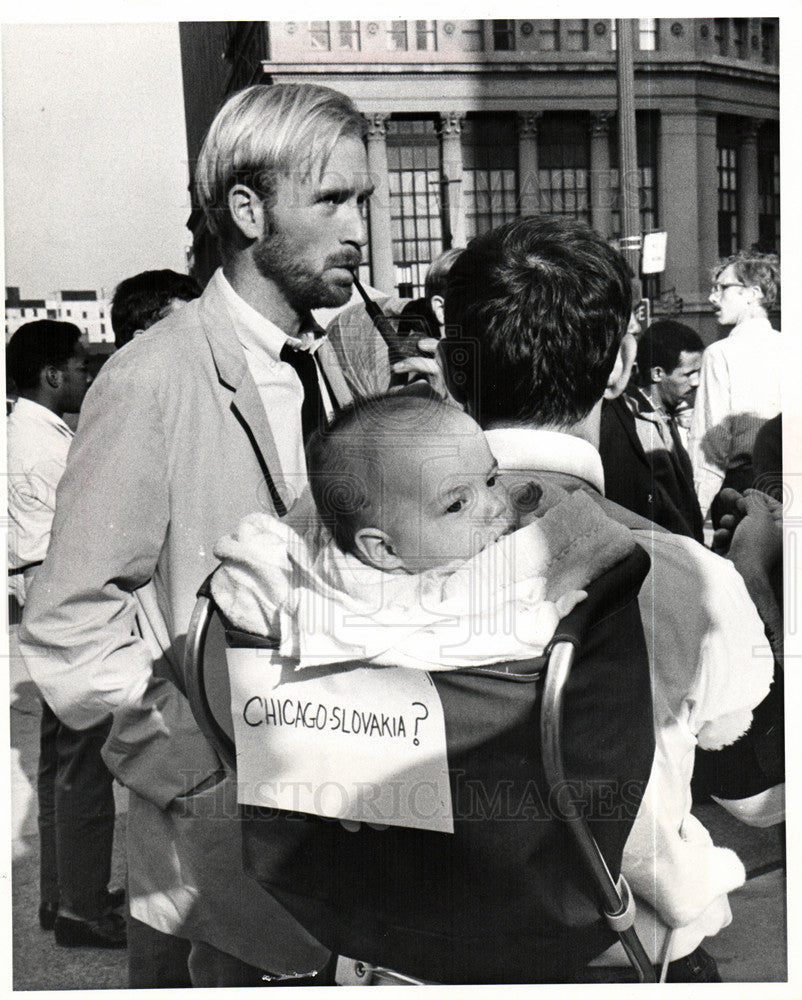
top-left (184, 545), bottom-right (655, 983)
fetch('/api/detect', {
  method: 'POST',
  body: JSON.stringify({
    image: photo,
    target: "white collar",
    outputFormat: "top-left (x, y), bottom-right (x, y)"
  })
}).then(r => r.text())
top-left (213, 268), bottom-right (294, 362)
top-left (484, 427), bottom-right (605, 494)
top-left (728, 316), bottom-right (775, 339)
top-left (10, 397), bottom-right (73, 438)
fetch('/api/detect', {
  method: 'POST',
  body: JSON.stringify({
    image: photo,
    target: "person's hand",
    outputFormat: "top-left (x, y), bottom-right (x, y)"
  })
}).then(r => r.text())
top-left (712, 488), bottom-right (782, 559)
top-left (715, 489), bottom-right (782, 580)
top-left (391, 340), bottom-right (456, 402)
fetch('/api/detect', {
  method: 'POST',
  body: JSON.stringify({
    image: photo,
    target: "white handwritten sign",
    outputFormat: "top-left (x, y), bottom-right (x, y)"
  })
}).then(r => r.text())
top-left (228, 648), bottom-right (454, 833)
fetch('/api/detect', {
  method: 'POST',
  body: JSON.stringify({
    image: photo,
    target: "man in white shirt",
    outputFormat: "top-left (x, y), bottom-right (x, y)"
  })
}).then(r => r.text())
top-left (19, 83), bottom-right (372, 986)
top-left (439, 217), bottom-right (774, 983)
top-left (7, 320), bottom-right (125, 948)
top-left (689, 250), bottom-right (782, 522)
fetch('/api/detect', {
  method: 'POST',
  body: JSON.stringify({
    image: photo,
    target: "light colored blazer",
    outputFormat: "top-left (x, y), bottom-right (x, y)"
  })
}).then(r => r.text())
top-left (19, 275), bottom-right (351, 970)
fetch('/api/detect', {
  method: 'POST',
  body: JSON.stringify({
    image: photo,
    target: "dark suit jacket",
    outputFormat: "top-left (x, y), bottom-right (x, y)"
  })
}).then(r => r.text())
top-left (600, 396), bottom-right (704, 543)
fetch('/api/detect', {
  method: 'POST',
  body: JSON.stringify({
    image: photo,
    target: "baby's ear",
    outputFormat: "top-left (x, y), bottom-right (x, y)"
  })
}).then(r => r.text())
top-left (353, 527), bottom-right (405, 572)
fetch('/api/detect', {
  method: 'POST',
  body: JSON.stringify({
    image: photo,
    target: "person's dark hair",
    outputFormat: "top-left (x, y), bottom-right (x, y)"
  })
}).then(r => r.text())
top-left (306, 392), bottom-right (452, 554)
top-left (111, 269), bottom-right (202, 349)
top-left (635, 320), bottom-right (704, 383)
top-left (442, 216), bottom-right (632, 428)
top-left (424, 247), bottom-right (463, 300)
top-left (6, 320), bottom-right (83, 391)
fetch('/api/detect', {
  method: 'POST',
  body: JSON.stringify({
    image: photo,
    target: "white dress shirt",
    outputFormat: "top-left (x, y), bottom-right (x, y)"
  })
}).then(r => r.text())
top-left (7, 397), bottom-right (74, 604)
top-left (688, 317), bottom-right (782, 516)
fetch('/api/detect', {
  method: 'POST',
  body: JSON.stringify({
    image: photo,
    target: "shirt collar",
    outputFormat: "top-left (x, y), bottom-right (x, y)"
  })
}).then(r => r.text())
top-left (729, 316), bottom-right (774, 339)
top-left (10, 397), bottom-right (73, 438)
top-left (213, 269), bottom-right (323, 360)
top-left (484, 427), bottom-right (606, 494)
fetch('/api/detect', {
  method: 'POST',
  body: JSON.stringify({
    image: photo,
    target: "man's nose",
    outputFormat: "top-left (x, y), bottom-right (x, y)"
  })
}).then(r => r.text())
top-left (689, 372), bottom-right (700, 387)
top-left (343, 199), bottom-right (368, 248)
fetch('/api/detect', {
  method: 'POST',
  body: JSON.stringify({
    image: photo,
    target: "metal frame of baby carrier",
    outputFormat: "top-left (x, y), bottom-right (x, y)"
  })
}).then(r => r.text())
top-left (184, 545), bottom-right (657, 984)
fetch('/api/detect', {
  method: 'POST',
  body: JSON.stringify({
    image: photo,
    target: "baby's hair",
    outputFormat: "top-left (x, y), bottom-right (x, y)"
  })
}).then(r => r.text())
top-left (306, 392), bottom-right (457, 553)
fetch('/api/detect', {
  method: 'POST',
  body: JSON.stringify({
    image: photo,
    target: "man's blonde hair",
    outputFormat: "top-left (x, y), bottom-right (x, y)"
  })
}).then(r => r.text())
top-left (195, 83), bottom-right (365, 245)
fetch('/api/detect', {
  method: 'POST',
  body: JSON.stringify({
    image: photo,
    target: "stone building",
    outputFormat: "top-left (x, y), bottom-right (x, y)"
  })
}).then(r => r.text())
top-left (179, 18), bottom-right (779, 339)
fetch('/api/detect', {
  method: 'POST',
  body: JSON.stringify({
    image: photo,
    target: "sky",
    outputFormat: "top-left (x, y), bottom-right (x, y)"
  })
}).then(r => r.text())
top-left (2, 22), bottom-right (190, 299)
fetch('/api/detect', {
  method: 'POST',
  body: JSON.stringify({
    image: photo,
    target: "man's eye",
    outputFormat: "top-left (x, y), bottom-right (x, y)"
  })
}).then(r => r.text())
top-left (445, 499), bottom-right (465, 514)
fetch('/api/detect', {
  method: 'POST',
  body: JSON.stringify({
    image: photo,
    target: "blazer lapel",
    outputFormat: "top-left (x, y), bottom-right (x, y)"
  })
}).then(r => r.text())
top-left (198, 279), bottom-right (296, 514)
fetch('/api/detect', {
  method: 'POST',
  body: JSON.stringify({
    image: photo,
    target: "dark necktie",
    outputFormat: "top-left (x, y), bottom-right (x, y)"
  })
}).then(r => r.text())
top-left (279, 341), bottom-right (325, 445)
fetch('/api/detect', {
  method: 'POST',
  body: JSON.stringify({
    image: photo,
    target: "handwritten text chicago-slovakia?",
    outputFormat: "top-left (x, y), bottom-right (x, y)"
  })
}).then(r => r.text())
top-left (243, 696), bottom-right (407, 739)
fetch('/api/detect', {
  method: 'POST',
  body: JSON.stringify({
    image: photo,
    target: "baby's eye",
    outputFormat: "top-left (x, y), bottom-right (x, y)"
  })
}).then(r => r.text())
top-left (445, 498), bottom-right (465, 514)
top-left (486, 475), bottom-right (497, 487)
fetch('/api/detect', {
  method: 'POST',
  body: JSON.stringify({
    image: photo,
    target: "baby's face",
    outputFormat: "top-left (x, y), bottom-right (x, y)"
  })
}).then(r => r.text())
top-left (381, 412), bottom-right (514, 572)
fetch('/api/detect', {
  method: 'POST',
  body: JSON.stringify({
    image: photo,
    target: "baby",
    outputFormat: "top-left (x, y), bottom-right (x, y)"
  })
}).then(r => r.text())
top-left (213, 393), bottom-right (636, 671)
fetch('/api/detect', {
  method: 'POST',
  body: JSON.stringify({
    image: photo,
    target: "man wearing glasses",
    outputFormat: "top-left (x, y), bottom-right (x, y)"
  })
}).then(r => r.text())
top-left (689, 250), bottom-right (782, 525)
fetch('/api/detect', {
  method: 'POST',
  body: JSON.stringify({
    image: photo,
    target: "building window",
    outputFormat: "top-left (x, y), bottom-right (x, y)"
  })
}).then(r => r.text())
top-left (758, 128), bottom-right (780, 253)
top-left (492, 20), bottom-right (515, 51)
top-left (415, 21), bottom-right (437, 52)
top-left (538, 20), bottom-right (559, 51)
top-left (386, 118), bottom-right (443, 297)
top-left (714, 19), bottom-right (729, 56)
top-left (82, 311), bottom-right (88, 318)
top-left (610, 18), bottom-right (657, 51)
top-left (337, 21), bottom-right (361, 51)
top-left (387, 21), bottom-right (408, 51)
top-left (717, 144), bottom-right (739, 256)
top-left (66, 309), bottom-right (71, 316)
top-left (564, 20), bottom-right (588, 52)
top-left (761, 20), bottom-right (777, 64)
top-left (609, 112), bottom-right (659, 240)
top-left (20, 308), bottom-right (25, 318)
top-left (461, 115), bottom-right (518, 241)
top-left (310, 21), bottom-right (331, 51)
top-left (47, 309), bottom-right (56, 319)
top-left (100, 323), bottom-right (106, 334)
top-left (537, 113), bottom-right (590, 223)
top-left (639, 18), bottom-right (658, 50)
top-left (733, 19), bottom-right (748, 58)
top-left (461, 20), bottom-right (484, 52)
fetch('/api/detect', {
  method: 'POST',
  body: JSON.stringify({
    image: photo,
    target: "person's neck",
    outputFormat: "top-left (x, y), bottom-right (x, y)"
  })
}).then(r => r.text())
top-left (223, 253), bottom-right (302, 336)
top-left (736, 306), bottom-right (768, 327)
top-left (19, 389), bottom-right (64, 418)
top-left (484, 401), bottom-right (601, 450)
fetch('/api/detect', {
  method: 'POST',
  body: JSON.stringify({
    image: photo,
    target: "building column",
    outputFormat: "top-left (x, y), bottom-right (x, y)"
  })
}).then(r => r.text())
top-left (517, 112), bottom-right (542, 218)
top-left (363, 113), bottom-right (395, 294)
top-left (737, 118), bottom-right (762, 252)
top-left (439, 112), bottom-right (466, 249)
top-left (658, 111), bottom-right (718, 303)
top-left (589, 112), bottom-right (614, 240)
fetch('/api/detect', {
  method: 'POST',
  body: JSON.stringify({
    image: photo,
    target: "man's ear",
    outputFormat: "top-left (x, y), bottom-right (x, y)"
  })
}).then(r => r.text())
top-left (227, 184), bottom-right (265, 242)
top-left (650, 365), bottom-right (665, 385)
top-left (604, 332), bottom-right (637, 400)
top-left (353, 527), bottom-right (405, 572)
top-left (429, 294), bottom-right (445, 327)
top-left (43, 365), bottom-right (62, 391)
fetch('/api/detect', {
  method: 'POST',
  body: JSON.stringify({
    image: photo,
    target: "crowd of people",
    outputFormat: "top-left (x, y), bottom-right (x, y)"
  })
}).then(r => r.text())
top-left (7, 81), bottom-right (784, 987)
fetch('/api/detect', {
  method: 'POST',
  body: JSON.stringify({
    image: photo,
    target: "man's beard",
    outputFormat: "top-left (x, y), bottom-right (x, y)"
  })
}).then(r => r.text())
top-left (253, 223), bottom-right (359, 314)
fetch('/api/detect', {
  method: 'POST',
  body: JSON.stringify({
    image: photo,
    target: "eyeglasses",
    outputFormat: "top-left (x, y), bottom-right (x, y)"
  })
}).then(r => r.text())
top-left (710, 282), bottom-right (745, 295)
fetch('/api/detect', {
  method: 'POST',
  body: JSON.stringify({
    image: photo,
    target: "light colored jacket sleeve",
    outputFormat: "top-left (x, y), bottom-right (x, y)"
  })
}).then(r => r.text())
top-left (688, 345), bottom-right (731, 516)
top-left (18, 359), bottom-right (223, 809)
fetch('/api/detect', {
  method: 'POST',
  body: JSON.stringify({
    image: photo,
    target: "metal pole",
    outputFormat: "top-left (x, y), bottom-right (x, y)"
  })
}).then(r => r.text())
top-left (616, 19), bottom-right (642, 303)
